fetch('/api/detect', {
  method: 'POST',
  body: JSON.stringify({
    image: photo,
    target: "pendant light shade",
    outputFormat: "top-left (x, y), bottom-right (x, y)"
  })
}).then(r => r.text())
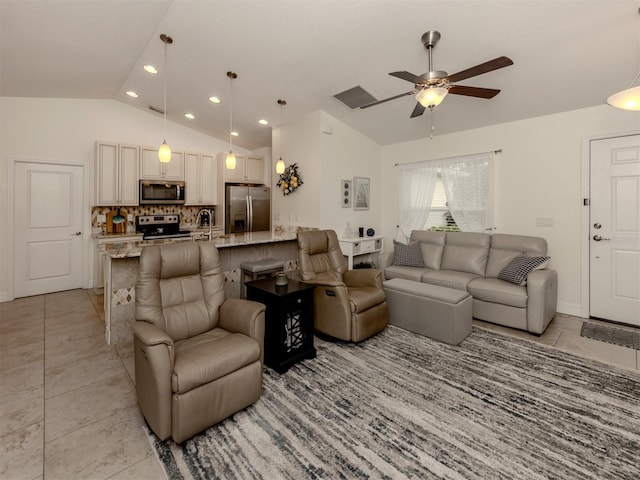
top-left (606, 7), bottom-right (640, 111)
top-left (226, 71), bottom-right (237, 170)
top-left (416, 86), bottom-right (448, 108)
top-left (606, 83), bottom-right (640, 111)
top-left (158, 34), bottom-right (173, 163)
top-left (159, 140), bottom-right (172, 163)
top-left (276, 99), bottom-right (287, 174)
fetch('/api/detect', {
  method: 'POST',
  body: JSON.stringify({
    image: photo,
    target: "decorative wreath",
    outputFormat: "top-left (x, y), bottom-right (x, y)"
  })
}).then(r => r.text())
top-left (276, 162), bottom-right (303, 196)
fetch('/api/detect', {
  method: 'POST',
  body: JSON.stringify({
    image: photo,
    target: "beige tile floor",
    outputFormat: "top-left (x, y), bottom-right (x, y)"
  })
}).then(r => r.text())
top-left (1, 289), bottom-right (638, 480)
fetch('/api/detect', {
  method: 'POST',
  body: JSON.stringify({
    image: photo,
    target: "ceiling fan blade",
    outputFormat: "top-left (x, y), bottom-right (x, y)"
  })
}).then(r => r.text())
top-left (410, 102), bottom-right (426, 118)
top-left (360, 90), bottom-right (415, 109)
top-left (389, 71), bottom-right (428, 85)
top-left (448, 85), bottom-right (501, 99)
top-left (446, 56), bottom-right (513, 83)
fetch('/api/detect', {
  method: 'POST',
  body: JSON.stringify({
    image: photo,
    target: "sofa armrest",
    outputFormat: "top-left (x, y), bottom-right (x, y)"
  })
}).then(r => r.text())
top-left (526, 269), bottom-right (558, 334)
top-left (344, 268), bottom-right (383, 288)
top-left (219, 298), bottom-right (266, 362)
top-left (133, 321), bottom-right (174, 348)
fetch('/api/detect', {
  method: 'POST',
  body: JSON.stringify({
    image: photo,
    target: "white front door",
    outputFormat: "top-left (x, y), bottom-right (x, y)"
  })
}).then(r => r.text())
top-left (14, 161), bottom-right (84, 297)
top-left (589, 134), bottom-right (640, 326)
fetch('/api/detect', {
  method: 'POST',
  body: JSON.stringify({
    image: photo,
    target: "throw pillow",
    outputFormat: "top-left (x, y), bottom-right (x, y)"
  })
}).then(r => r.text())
top-left (393, 240), bottom-right (425, 267)
top-left (497, 255), bottom-right (550, 286)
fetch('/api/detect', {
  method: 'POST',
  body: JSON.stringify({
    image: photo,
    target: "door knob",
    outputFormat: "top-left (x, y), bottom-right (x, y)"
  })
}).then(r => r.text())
top-left (592, 235), bottom-right (610, 241)
top-left (71, 231), bottom-right (82, 236)
top-left (593, 223), bottom-right (602, 229)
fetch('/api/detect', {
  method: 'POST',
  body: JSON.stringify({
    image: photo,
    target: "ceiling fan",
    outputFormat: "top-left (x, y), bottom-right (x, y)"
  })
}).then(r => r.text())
top-left (361, 30), bottom-right (513, 118)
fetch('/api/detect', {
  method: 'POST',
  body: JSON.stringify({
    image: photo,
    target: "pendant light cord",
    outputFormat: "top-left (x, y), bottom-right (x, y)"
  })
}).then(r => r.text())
top-left (229, 74), bottom-right (234, 150)
top-left (163, 40), bottom-right (167, 141)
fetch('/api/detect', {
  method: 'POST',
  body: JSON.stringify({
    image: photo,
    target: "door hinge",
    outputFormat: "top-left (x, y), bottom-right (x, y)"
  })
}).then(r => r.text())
top-left (583, 198), bottom-right (590, 206)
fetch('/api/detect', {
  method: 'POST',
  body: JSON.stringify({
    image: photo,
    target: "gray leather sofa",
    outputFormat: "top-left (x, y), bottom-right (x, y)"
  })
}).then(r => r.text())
top-left (379, 231), bottom-right (558, 335)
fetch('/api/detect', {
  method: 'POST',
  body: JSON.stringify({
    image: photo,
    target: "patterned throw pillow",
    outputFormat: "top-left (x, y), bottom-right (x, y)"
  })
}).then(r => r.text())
top-left (393, 240), bottom-right (425, 267)
top-left (498, 255), bottom-right (550, 286)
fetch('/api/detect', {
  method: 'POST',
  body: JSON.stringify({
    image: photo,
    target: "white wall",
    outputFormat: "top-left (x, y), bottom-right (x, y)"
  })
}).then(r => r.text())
top-left (381, 105), bottom-right (640, 316)
top-left (0, 97), bottom-right (247, 301)
top-left (272, 110), bottom-right (382, 235)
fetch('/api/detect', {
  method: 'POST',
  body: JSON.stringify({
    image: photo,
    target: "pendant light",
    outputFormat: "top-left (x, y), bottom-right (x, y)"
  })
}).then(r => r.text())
top-left (275, 99), bottom-right (286, 174)
top-left (606, 7), bottom-right (640, 111)
top-left (225, 71), bottom-right (237, 169)
top-left (158, 34), bottom-right (173, 163)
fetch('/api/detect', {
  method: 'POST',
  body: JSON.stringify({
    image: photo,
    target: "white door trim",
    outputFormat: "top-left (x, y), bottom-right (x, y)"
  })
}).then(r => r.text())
top-left (580, 130), bottom-right (640, 319)
top-left (7, 157), bottom-right (89, 301)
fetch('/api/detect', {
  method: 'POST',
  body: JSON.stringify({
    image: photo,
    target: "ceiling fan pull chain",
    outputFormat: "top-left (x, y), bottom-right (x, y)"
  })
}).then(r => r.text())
top-left (429, 107), bottom-right (435, 139)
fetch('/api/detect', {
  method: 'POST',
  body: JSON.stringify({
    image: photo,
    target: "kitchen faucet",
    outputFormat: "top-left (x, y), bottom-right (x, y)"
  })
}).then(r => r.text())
top-left (195, 208), bottom-right (214, 240)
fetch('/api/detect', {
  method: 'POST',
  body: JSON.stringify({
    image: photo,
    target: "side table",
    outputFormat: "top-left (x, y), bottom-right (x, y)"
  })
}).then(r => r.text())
top-left (246, 277), bottom-right (316, 373)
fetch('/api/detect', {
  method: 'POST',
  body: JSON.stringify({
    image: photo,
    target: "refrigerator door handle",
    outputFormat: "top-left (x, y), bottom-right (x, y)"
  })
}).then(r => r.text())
top-left (247, 195), bottom-right (253, 232)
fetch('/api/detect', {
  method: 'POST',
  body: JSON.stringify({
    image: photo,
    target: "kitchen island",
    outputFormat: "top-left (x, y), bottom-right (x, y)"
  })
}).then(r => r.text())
top-left (98, 230), bottom-right (300, 344)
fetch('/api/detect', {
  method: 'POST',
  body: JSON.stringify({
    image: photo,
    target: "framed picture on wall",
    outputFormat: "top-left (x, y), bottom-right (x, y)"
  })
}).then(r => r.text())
top-left (341, 179), bottom-right (352, 208)
top-left (353, 177), bottom-right (370, 210)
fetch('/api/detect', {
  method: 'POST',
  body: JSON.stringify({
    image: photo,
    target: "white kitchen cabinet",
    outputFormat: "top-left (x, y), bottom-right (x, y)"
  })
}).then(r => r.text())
top-left (140, 147), bottom-right (185, 180)
top-left (185, 152), bottom-right (217, 205)
top-left (218, 153), bottom-right (264, 184)
top-left (95, 142), bottom-right (139, 206)
top-left (339, 236), bottom-right (384, 270)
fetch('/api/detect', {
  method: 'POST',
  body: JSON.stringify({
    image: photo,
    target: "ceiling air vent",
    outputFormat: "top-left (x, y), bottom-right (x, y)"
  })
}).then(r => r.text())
top-left (332, 86), bottom-right (377, 109)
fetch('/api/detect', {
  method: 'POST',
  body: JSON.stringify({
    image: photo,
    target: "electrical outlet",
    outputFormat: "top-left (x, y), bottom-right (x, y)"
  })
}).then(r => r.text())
top-left (97, 214), bottom-right (106, 223)
top-left (536, 217), bottom-right (554, 227)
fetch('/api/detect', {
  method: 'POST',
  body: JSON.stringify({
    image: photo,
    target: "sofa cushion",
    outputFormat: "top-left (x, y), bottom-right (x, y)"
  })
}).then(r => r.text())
top-left (497, 255), bottom-right (550, 286)
top-left (393, 240), bottom-right (424, 267)
top-left (467, 278), bottom-right (528, 308)
top-left (421, 269), bottom-right (482, 291)
top-left (440, 232), bottom-right (490, 276)
top-left (384, 265), bottom-right (429, 282)
top-left (410, 230), bottom-right (446, 269)
top-left (486, 234), bottom-right (548, 278)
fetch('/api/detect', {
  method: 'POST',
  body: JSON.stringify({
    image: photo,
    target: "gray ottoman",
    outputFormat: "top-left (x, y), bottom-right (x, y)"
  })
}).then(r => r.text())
top-left (383, 278), bottom-right (472, 345)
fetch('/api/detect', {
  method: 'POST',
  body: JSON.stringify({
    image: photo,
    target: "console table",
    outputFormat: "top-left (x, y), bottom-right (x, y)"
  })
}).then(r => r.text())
top-left (338, 236), bottom-right (384, 269)
top-left (246, 277), bottom-right (316, 373)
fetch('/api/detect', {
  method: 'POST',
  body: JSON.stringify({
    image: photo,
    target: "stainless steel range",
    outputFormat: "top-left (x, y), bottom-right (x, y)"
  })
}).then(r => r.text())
top-left (135, 214), bottom-right (191, 240)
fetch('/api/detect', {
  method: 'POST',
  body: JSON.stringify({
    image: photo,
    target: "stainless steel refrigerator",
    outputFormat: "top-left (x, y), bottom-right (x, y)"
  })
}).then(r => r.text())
top-left (225, 185), bottom-right (271, 234)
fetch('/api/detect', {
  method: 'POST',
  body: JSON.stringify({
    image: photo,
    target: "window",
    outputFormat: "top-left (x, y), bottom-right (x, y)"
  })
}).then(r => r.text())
top-left (397, 151), bottom-right (495, 236)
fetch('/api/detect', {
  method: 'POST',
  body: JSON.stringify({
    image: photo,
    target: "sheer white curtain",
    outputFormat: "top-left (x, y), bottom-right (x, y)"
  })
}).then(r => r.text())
top-left (440, 152), bottom-right (494, 232)
top-left (397, 162), bottom-right (439, 242)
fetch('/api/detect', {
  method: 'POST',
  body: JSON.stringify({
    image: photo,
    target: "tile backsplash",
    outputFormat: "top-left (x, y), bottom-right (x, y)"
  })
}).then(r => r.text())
top-left (91, 205), bottom-right (216, 229)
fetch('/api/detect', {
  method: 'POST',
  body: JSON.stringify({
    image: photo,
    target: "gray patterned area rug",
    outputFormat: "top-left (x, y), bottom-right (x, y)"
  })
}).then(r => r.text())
top-left (147, 326), bottom-right (640, 480)
top-left (580, 321), bottom-right (640, 350)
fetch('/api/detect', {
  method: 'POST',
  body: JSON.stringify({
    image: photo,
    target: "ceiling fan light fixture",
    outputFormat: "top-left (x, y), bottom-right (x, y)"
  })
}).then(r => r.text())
top-left (416, 86), bottom-right (448, 108)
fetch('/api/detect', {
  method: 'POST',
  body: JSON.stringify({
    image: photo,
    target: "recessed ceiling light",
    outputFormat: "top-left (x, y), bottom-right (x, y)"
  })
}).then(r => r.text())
top-left (258, 119), bottom-right (269, 125)
top-left (126, 91), bottom-right (138, 98)
top-left (231, 131), bottom-right (239, 137)
top-left (208, 96), bottom-right (221, 104)
top-left (143, 65), bottom-right (158, 74)
top-left (184, 113), bottom-right (195, 119)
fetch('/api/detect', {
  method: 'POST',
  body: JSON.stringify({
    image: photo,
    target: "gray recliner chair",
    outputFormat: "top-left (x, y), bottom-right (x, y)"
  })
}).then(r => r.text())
top-left (297, 229), bottom-right (388, 342)
top-left (133, 241), bottom-right (265, 443)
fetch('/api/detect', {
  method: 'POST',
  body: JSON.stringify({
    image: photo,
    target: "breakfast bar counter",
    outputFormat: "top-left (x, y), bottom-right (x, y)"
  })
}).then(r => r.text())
top-left (98, 230), bottom-right (300, 344)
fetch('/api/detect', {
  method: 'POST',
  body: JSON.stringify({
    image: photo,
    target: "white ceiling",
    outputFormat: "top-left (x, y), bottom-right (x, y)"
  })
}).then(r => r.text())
top-left (2, 0), bottom-right (639, 151)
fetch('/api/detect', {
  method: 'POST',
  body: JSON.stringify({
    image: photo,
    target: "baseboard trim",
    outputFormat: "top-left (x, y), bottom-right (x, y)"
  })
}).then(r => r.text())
top-left (557, 301), bottom-right (584, 318)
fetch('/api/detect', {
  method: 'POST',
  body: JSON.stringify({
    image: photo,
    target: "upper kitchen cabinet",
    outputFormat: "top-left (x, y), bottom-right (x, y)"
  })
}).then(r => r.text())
top-left (140, 147), bottom-right (185, 181)
top-left (95, 142), bottom-right (139, 206)
top-left (185, 152), bottom-right (217, 205)
top-left (217, 153), bottom-right (264, 184)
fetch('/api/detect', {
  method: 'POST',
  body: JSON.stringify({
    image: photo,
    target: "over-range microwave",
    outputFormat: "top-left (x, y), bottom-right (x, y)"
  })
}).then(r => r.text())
top-left (139, 180), bottom-right (185, 205)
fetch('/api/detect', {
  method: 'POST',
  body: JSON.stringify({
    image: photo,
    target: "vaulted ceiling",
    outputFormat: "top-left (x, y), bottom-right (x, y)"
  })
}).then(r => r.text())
top-left (2, 0), bottom-right (638, 150)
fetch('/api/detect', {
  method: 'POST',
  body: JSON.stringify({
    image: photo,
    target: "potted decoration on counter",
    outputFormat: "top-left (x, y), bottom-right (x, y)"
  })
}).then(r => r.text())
top-left (277, 163), bottom-right (303, 196)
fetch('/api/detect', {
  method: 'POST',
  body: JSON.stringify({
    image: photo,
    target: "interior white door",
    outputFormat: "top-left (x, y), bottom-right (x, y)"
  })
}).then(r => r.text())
top-left (14, 162), bottom-right (84, 297)
top-left (589, 134), bottom-right (640, 326)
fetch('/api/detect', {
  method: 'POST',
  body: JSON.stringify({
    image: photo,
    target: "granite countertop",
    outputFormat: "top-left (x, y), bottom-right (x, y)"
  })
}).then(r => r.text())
top-left (99, 230), bottom-right (298, 259)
